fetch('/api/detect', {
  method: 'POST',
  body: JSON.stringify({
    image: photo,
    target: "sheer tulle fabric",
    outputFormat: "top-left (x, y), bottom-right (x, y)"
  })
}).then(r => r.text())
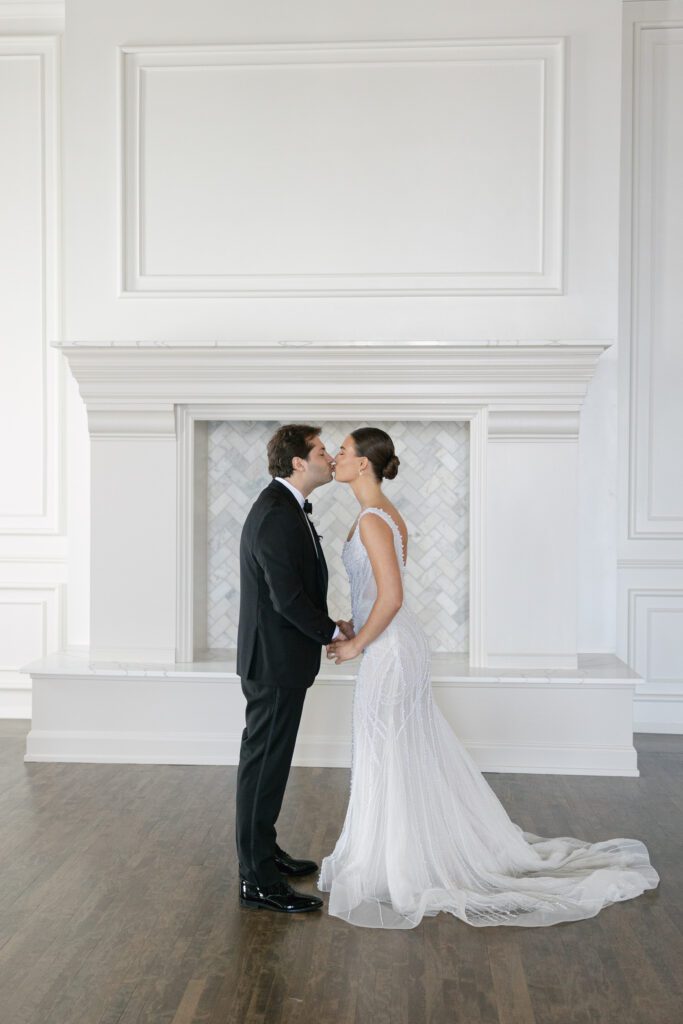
top-left (317, 508), bottom-right (659, 929)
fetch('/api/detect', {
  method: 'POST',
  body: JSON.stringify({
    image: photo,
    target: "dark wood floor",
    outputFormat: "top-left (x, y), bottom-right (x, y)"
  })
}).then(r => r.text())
top-left (0, 723), bottom-right (681, 1024)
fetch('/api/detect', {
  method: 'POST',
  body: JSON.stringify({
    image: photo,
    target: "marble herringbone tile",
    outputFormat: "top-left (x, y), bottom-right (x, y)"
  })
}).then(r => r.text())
top-left (206, 421), bottom-right (469, 652)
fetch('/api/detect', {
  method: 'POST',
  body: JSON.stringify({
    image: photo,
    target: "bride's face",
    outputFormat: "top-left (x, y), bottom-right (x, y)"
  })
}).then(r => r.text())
top-left (334, 435), bottom-right (362, 484)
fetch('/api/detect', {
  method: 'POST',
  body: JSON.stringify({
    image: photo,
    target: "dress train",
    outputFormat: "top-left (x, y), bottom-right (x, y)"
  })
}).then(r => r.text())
top-left (317, 507), bottom-right (659, 929)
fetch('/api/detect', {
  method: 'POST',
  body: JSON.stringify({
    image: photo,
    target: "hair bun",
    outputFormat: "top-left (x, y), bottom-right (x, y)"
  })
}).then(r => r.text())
top-left (382, 454), bottom-right (400, 480)
top-left (350, 426), bottom-right (399, 483)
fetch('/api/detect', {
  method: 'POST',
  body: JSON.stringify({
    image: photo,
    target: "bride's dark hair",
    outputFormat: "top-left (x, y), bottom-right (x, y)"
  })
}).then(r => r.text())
top-left (351, 427), bottom-right (400, 482)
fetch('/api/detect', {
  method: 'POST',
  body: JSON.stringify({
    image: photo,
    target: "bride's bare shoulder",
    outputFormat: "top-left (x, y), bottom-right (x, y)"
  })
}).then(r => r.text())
top-left (360, 502), bottom-right (408, 557)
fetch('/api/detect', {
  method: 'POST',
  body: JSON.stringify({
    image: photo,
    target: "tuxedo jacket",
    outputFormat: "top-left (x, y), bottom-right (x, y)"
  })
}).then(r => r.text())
top-left (236, 479), bottom-right (337, 687)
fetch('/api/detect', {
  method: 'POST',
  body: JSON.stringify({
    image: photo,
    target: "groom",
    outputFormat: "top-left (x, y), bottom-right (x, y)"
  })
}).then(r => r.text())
top-left (235, 424), bottom-right (353, 913)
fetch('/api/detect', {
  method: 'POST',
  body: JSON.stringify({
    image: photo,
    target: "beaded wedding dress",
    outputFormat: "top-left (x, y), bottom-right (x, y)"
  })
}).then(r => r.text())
top-left (317, 507), bottom-right (659, 929)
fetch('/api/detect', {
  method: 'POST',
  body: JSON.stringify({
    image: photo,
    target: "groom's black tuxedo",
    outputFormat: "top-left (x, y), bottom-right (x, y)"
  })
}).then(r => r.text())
top-left (236, 479), bottom-right (337, 686)
top-left (235, 478), bottom-right (337, 887)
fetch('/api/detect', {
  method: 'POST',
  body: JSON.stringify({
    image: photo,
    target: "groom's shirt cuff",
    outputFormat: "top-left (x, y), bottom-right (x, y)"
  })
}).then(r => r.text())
top-left (331, 625), bottom-right (341, 641)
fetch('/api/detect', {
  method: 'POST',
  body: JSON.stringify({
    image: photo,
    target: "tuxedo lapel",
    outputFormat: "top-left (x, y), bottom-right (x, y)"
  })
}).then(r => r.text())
top-left (312, 525), bottom-right (329, 593)
top-left (269, 481), bottom-right (327, 595)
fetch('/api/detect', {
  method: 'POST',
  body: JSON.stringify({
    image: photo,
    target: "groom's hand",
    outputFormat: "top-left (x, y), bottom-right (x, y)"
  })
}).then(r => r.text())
top-left (336, 619), bottom-right (355, 640)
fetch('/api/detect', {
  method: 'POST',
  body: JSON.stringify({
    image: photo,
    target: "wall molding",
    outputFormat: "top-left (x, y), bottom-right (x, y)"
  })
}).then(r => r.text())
top-left (623, 18), bottom-right (683, 540)
top-left (0, 581), bottom-right (64, 717)
top-left (118, 38), bottom-right (565, 296)
top-left (617, 4), bottom-right (683, 735)
top-left (488, 410), bottom-right (579, 441)
top-left (0, 582), bottom-right (65, 666)
top-left (0, 3), bottom-right (64, 29)
top-left (0, 35), bottom-right (63, 535)
top-left (626, 587), bottom-right (683, 683)
top-left (618, 559), bottom-right (683, 569)
top-left (0, 33), bottom-right (64, 713)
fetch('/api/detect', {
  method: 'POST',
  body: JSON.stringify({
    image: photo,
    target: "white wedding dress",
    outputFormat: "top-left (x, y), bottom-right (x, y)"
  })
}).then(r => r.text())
top-left (317, 507), bottom-right (659, 929)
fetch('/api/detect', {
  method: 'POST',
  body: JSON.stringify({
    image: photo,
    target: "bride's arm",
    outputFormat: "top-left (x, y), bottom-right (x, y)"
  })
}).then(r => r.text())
top-left (328, 516), bottom-right (402, 663)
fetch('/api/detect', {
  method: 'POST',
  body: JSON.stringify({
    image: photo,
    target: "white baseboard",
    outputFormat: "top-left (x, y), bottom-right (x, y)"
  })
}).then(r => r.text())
top-left (0, 687), bottom-right (32, 719)
top-left (633, 722), bottom-right (683, 735)
top-left (634, 692), bottom-right (683, 734)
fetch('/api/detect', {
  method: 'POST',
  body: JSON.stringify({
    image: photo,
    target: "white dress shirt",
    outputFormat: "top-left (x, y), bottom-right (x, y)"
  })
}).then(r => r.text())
top-left (273, 477), bottom-right (341, 641)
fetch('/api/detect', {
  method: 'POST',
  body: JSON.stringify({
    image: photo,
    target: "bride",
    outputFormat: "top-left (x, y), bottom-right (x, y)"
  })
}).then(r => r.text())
top-left (318, 426), bottom-right (659, 929)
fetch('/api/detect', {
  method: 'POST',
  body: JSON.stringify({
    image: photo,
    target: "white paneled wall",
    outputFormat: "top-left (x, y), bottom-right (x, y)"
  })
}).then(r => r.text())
top-left (6, 0), bottom-right (681, 735)
top-left (618, 1), bottom-right (683, 733)
top-left (63, 0), bottom-right (621, 342)
top-left (0, 9), bottom-right (66, 717)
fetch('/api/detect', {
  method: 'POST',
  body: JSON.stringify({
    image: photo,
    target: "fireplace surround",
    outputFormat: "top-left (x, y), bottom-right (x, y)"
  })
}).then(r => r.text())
top-left (202, 419), bottom-right (470, 656)
top-left (22, 341), bottom-right (641, 775)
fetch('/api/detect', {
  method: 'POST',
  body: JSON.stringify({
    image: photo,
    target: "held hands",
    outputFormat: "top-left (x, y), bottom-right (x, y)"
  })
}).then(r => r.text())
top-left (326, 637), bottom-right (362, 664)
top-left (327, 619), bottom-right (360, 664)
top-left (335, 619), bottom-right (355, 641)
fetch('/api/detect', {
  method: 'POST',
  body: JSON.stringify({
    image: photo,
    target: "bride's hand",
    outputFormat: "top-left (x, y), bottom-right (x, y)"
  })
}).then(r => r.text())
top-left (326, 638), bottom-right (361, 664)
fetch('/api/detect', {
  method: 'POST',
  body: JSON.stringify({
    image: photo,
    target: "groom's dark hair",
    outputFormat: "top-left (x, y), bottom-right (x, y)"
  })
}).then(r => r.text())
top-left (267, 424), bottom-right (322, 478)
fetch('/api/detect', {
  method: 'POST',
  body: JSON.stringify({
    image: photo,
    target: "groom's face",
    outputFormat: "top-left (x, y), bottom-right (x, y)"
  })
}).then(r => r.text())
top-left (297, 435), bottom-right (335, 490)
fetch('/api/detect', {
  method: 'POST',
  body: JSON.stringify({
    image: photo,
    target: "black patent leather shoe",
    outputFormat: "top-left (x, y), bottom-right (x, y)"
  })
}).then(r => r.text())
top-left (239, 877), bottom-right (323, 913)
top-left (273, 844), bottom-right (319, 877)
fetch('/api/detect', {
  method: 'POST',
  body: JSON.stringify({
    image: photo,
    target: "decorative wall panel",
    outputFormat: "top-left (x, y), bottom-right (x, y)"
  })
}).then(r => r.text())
top-left (0, 37), bottom-right (61, 533)
top-left (625, 23), bottom-right (683, 539)
top-left (121, 40), bottom-right (564, 295)
top-left (618, 4), bottom-right (683, 731)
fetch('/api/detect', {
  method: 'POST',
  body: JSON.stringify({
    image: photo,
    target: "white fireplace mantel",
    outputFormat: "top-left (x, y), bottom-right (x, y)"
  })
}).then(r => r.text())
top-left (23, 339), bottom-right (641, 776)
top-left (55, 338), bottom-right (609, 663)
top-left (53, 338), bottom-right (610, 667)
top-left (53, 339), bottom-right (608, 421)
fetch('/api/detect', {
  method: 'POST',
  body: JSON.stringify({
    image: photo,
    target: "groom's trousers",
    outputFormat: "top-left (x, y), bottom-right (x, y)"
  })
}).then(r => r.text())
top-left (235, 677), bottom-right (308, 887)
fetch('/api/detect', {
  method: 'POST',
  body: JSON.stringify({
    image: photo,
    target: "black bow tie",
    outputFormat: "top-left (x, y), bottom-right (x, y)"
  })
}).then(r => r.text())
top-left (303, 499), bottom-right (313, 515)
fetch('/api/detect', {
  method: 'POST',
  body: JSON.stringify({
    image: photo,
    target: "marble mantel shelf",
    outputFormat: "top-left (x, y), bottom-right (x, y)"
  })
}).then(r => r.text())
top-left (52, 339), bottom-right (611, 419)
top-left (53, 339), bottom-right (611, 348)
top-left (23, 651), bottom-right (639, 687)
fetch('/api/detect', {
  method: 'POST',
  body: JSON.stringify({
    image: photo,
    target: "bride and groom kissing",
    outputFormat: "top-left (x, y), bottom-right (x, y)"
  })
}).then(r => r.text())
top-left (235, 423), bottom-right (658, 929)
top-left (235, 422), bottom-right (401, 915)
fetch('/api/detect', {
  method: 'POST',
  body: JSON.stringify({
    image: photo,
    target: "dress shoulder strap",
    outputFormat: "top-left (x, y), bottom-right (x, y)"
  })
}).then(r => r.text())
top-left (358, 507), bottom-right (407, 566)
top-left (358, 506), bottom-right (394, 527)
